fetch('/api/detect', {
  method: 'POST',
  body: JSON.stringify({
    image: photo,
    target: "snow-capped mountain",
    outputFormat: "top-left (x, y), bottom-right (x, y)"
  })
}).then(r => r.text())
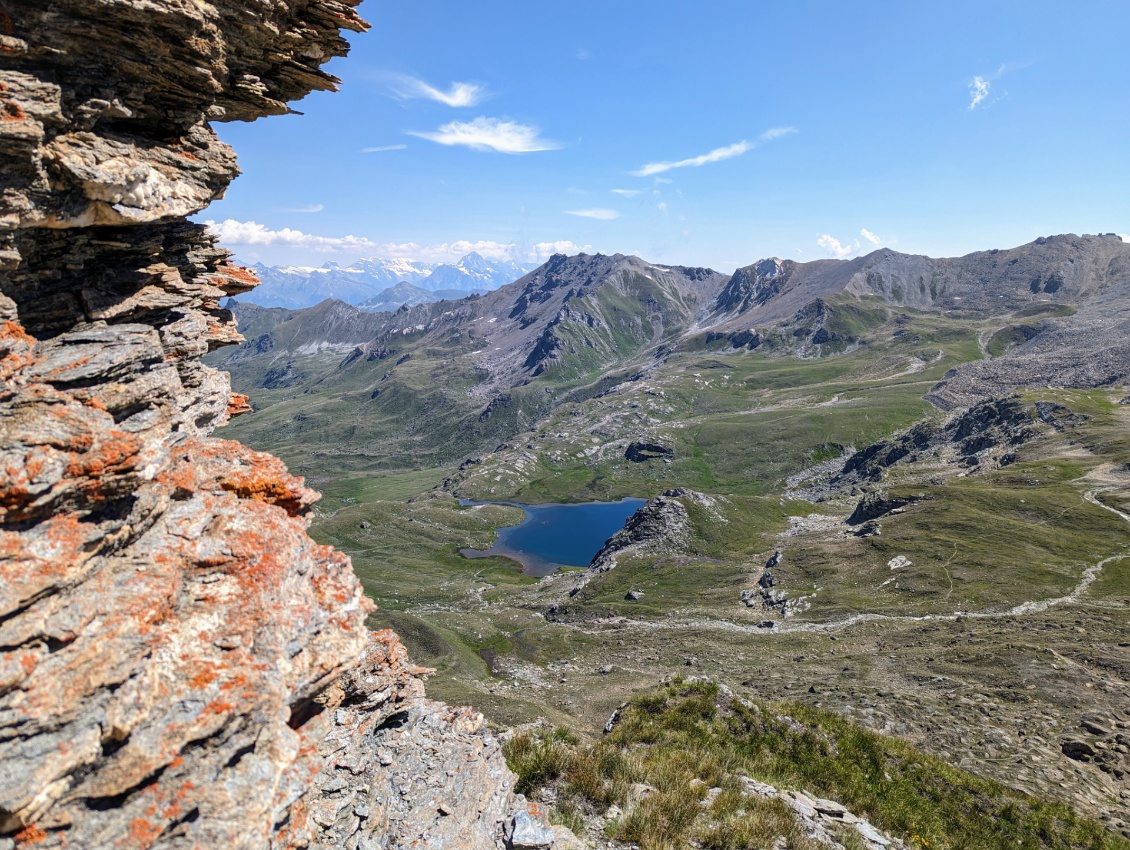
top-left (421, 252), bottom-right (534, 293)
top-left (239, 253), bottom-right (535, 309)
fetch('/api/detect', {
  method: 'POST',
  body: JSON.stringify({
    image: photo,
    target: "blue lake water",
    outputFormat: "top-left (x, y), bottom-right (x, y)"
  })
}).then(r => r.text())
top-left (459, 498), bottom-right (646, 577)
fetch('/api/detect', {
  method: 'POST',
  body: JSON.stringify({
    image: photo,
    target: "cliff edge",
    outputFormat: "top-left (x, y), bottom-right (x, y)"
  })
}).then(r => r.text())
top-left (0, 3), bottom-right (549, 848)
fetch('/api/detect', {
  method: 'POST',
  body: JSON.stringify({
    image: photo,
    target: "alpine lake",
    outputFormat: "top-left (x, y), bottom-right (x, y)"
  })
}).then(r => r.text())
top-left (458, 498), bottom-right (646, 576)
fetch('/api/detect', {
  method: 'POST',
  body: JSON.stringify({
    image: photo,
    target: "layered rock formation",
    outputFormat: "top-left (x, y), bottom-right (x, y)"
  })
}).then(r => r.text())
top-left (0, 3), bottom-right (547, 848)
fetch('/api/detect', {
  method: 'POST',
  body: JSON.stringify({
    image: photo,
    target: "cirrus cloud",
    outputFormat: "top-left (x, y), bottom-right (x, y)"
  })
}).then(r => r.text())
top-left (565, 208), bottom-right (619, 220)
top-left (386, 74), bottom-right (485, 107)
top-left (632, 127), bottom-right (796, 177)
top-left (408, 117), bottom-right (560, 153)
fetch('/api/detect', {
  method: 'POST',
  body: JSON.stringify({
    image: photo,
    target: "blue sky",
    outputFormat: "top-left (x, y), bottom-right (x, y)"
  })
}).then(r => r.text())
top-left (203, 0), bottom-right (1129, 272)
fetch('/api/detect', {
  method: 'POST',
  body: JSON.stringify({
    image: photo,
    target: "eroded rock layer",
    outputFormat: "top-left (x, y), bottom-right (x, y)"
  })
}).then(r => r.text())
top-left (0, 3), bottom-right (538, 849)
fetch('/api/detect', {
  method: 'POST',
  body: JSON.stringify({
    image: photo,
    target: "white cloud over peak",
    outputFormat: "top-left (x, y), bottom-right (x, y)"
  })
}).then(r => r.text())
top-left (206, 219), bottom-right (378, 253)
top-left (610, 188), bottom-right (643, 197)
top-left (565, 208), bottom-right (620, 220)
top-left (361, 144), bottom-right (407, 153)
top-left (387, 74), bottom-right (485, 107)
top-left (205, 219), bottom-right (588, 264)
top-left (969, 75), bottom-right (990, 109)
top-left (531, 240), bottom-right (592, 259)
top-left (1120, 234), bottom-right (1129, 243)
top-left (860, 228), bottom-right (882, 246)
top-left (409, 117), bottom-right (561, 153)
top-left (632, 127), bottom-right (796, 177)
top-left (817, 233), bottom-right (860, 259)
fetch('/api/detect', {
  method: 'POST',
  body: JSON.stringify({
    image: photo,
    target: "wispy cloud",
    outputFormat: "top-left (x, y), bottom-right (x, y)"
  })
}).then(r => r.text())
top-left (206, 219), bottom-right (378, 254)
top-left (565, 208), bottom-right (620, 220)
top-left (281, 203), bottom-right (324, 213)
top-left (575, 48), bottom-right (592, 61)
top-left (610, 189), bottom-right (642, 197)
top-left (633, 141), bottom-right (752, 177)
top-left (632, 127), bottom-right (796, 177)
top-left (386, 74), bottom-right (485, 107)
top-left (968, 76), bottom-right (991, 110)
top-left (817, 234), bottom-right (860, 259)
top-left (968, 63), bottom-right (1020, 110)
top-left (860, 227), bottom-right (882, 247)
top-left (361, 144), bottom-right (407, 153)
top-left (206, 219), bottom-right (589, 263)
top-left (409, 117), bottom-right (561, 153)
top-left (758, 126), bottom-right (798, 142)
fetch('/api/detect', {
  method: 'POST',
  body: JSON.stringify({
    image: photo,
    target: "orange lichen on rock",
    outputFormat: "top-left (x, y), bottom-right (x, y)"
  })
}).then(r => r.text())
top-left (126, 817), bottom-right (161, 848)
top-left (0, 319), bottom-right (36, 381)
top-left (12, 824), bottom-right (47, 845)
top-left (63, 431), bottom-right (141, 480)
top-left (0, 98), bottom-right (25, 120)
top-left (227, 393), bottom-right (251, 416)
top-left (210, 262), bottom-right (260, 296)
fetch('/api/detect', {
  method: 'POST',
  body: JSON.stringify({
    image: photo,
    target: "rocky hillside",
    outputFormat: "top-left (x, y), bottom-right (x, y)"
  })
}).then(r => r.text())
top-left (0, 3), bottom-right (560, 849)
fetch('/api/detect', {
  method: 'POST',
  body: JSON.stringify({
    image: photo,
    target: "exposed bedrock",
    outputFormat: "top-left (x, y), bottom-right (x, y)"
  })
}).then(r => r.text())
top-left (0, 3), bottom-right (547, 848)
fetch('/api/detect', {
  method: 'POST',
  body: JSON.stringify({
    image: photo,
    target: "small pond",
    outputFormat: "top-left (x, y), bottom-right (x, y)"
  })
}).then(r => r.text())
top-left (459, 498), bottom-right (646, 577)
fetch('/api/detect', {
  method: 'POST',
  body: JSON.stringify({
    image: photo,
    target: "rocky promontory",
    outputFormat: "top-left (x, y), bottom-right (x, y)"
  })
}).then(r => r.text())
top-left (0, 3), bottom-right (553, 848)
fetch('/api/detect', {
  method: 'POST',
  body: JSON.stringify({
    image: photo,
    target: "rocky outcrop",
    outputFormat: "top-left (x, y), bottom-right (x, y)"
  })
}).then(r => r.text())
top-left (624, 441), bottom-right (673, 462)
top-left (833, 396), bottom-right (1043, 487)
top-left (304, 633), bottom-right (529, 850)
top-left (846, 492), bottom-right (928, 526)
top-left (0, 3), bottom-right (553, 849)
top-left (713, 258), bottom-right (792, 315)
top-left (588, 491), bottom-right (691, 573)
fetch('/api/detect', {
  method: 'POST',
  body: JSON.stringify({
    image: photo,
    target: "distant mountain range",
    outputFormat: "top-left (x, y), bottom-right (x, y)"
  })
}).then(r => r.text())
top-left (240, 252), bottom-right (536, 310)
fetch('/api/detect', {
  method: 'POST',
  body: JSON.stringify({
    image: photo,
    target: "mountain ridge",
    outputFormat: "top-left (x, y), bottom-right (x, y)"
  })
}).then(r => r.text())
top-left (243, 251), bottom-right (537, 309)
top-left (209, 233), bottom-right (1130, 476)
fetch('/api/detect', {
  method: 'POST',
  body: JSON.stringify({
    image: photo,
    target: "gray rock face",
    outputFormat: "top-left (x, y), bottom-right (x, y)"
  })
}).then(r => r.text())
top-left (504, 810), bottom-right (557, 849)
top-left (0, 3), bottom-right (561, 850)
top-left (304, 635), bottom-right (537, 850)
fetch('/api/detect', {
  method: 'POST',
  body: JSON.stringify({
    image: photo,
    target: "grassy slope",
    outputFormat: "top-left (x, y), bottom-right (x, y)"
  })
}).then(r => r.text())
top-left (506, 680), bottom-right (1129, 850)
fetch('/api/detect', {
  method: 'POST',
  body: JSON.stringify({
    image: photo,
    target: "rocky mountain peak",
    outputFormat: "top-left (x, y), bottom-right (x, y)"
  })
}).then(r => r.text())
top-left (714, 256), bottom-right (794, 315)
